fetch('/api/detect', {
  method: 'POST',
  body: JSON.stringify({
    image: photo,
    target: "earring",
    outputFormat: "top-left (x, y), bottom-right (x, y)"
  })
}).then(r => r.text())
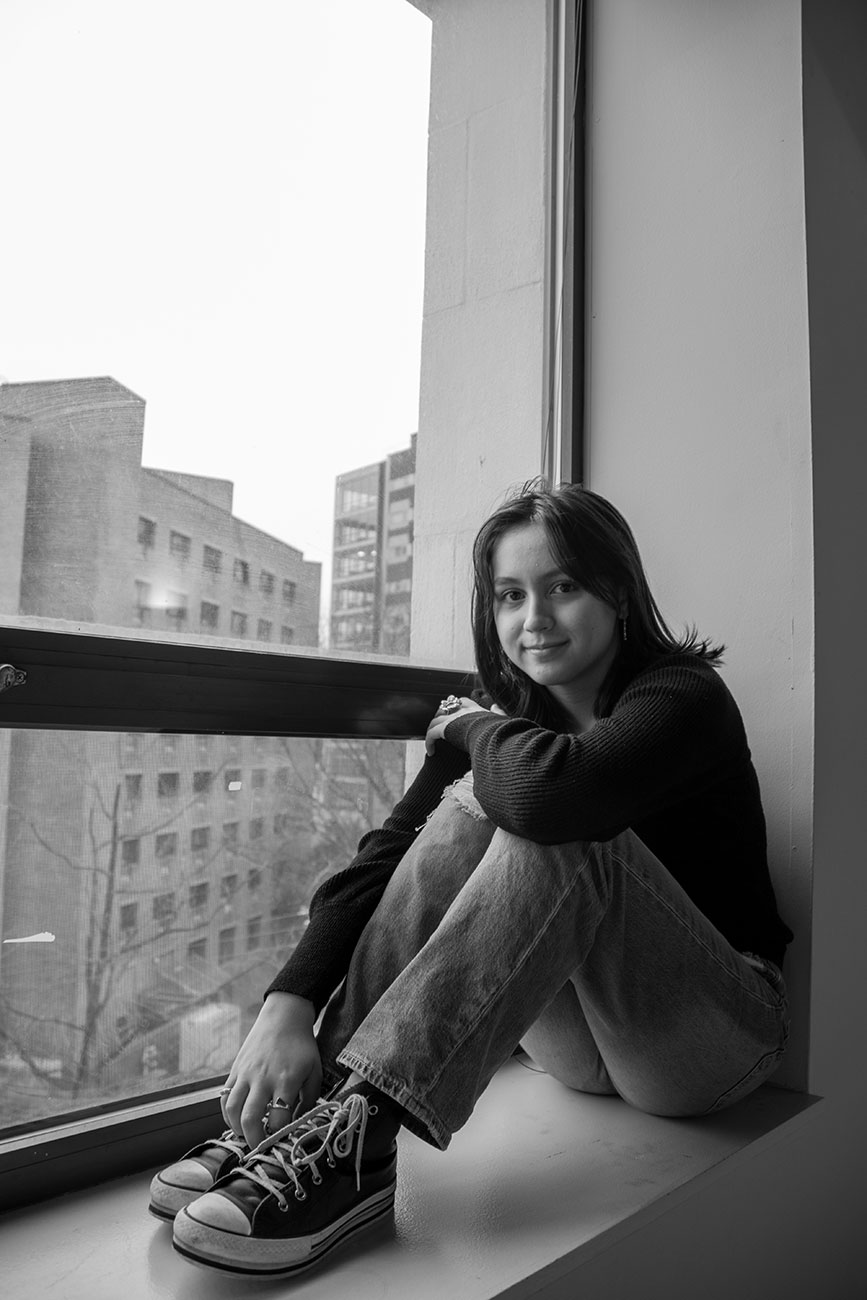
top-left (621, 617), bottom-right (628, 643)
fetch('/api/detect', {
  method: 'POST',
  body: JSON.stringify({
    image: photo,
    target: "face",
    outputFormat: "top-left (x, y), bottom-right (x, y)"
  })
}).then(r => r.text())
top-left (491, 522), bottom-right (621, 724)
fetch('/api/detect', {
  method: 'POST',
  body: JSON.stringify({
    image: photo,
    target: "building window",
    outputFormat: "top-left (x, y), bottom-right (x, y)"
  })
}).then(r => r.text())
top-left (124, 773), bottom-right (142, 803)
top-left (190, 826), bottom-right (210, 854)
top-left (200, 600), bottom-right (219, 631)
top-left (257, 618), bottom-right (272, 642)
top-left (187, 938), bottom-right (208, 962)
top-left (336, 521), bottom-right (377, 546)
top-left (335, 551), bottom-right (375, 578)
top-left (220, 872), bottom-right (238, 903)
top-left (224, 770), bottom-right (242, 794)
top-left (280, 626), bottom-right (294, 644)
top-left (155, 831), bottom-right (178, 860)
top-left (157, 771), bottom-right (180, 799)
top-left (251, 768), bottom-right (266, 791)
top-left (193, 769), bottom-right (213, 796)
top-left (282, 579), bottom-right (296, 604)
top-left (189, 881), bottom-right (209, 912)
top-left (153, 892), bottom-right (176, 930)
top-left (388, 499), bottom-right (413, 529)
top-left (260, 570), bottom-right (275, 596)
top-left (386, 535), bottom-right (412, 564)
top-left (230, 611), bottom-right (248, 638)
top-left (165, 592), bottom-right (188, 628)
top-left (137, 516), bottom-right (156, 551)
top-left (247, 915), bottom-right (262, 951)
top-left (203, 545), bottom-right (222, 574)
top-left (222, 822), bottom-right (239, 852)
top-left (218, 926), bottom-right (236, 964)
top-left (233, 558), bottom-right (250, 587)
top-left (133, 580), bottom-right (152, 626)
top-left (248, 868), bottom-right (263, 894)
top-left (274, 811), bottom-right (291, 836)
top-left (119, 902), bottom-right (138, 946)
top-left (120, 837), bottom-right (140, 871)
top-left (249, 816), bottom-right (264, 842)
top-left (169, 530), bottom-right (191, 561)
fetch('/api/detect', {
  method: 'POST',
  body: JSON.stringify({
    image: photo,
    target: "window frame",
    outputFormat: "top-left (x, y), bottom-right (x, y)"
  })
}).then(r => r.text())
top-left (0, 622), bottom-right (469, 1210)
top-left (0, 0), bottom-right (585, 1214)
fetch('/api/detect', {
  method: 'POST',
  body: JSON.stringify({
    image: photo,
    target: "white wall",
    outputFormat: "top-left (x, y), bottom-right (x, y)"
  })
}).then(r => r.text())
top-left (585, 0), bottom-right (815, 1090)
top-left (412, 0), bottom-right (552, 669)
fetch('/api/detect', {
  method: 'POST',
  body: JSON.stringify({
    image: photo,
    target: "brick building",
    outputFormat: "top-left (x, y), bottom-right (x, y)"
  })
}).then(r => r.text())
top-left (0, 378), bottom-right (322, 1099)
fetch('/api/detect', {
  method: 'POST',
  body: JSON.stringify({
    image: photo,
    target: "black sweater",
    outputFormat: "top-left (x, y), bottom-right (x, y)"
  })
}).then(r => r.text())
top-left (266, 655), bottom-right (793, 1012)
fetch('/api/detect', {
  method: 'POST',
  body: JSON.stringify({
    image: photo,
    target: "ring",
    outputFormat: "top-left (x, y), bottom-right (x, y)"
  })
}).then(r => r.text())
top-left (438, 695), bottom-right (462, 714)
top-left (219, 1086), bottom-right (232, 1095)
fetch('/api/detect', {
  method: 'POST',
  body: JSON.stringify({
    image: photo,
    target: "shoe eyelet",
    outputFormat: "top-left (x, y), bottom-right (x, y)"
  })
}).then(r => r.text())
top-left (278, 1201), bottom-right (290, 1214)
top-left (369, 1104), bottom-right (379, 1115)
top-left (295, 1188), bottom-right (308, 1201)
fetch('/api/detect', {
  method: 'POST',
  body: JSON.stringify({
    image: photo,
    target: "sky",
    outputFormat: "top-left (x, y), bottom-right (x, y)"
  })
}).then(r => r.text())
top-left (0, 0), bottom-right (431, 579)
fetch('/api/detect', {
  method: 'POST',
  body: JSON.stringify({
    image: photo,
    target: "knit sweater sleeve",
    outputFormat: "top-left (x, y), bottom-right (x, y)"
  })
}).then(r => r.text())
top-left (442, 657), bottom-right (745, 844)
top-left (264, 743), bottom-right (471, 1013)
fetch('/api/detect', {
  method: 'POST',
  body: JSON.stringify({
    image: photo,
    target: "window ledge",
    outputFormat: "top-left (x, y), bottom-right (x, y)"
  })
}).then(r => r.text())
top-left (0, 1058), bottom-right (817, 1300)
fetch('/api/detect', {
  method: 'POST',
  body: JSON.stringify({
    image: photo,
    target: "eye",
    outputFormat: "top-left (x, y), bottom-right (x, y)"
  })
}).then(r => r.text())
top-left (551, 579), bottom-right (577, 595)
top-left (496, 588), bottom-right (523, 604)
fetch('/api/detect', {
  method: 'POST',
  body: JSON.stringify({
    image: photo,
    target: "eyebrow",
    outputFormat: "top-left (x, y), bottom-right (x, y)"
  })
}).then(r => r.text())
top-left (492, 569), bottom-right (570, 587)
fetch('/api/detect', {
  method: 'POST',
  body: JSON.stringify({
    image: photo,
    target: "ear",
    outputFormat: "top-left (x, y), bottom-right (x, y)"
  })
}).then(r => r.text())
top-left (616, 590), bottom-right (628, 620)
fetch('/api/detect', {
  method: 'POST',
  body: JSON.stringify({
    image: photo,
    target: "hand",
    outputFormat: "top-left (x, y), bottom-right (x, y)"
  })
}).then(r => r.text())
top-left (425, 695), bottom-right (488, 755)
top-left (220, 992), bottom-right (322, 1147)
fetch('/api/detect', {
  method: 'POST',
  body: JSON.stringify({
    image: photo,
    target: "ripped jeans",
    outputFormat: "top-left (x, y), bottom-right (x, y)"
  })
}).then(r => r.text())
top-left (316, 773), bottom-right (789, 1150)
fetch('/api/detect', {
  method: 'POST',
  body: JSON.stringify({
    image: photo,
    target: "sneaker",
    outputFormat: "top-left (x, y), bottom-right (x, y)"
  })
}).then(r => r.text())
top-left (149, 1130), bottom-right (249, 1222)
top-left (172, 1084), bottom-right (400, 1277)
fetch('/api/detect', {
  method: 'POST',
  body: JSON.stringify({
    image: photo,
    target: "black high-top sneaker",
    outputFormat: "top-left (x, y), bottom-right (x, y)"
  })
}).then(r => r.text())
top-left (172, 1082), bottom-right (401, 1277)
top-left (149, 1130), bottom-right (249, 1221)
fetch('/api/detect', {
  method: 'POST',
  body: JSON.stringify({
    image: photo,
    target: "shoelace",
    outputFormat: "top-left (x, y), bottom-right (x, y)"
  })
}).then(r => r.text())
top-left (206, 1130), bottom-right (248, 1159)
top-left (234, 1094), bottom-right (374, 1211)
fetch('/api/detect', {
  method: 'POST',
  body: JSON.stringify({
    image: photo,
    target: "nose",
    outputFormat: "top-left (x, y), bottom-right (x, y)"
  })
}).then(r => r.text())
top-left (523, 594), bottom-right (553, 632)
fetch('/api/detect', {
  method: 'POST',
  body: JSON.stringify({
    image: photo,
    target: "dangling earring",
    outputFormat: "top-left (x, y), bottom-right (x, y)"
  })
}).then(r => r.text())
top-left (621, 616), bottom-right (628, 644)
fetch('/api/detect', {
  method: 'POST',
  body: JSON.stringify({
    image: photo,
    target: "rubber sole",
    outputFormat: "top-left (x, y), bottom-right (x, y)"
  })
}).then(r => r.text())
top-left (172, 1181), bottom-right (397, 1277)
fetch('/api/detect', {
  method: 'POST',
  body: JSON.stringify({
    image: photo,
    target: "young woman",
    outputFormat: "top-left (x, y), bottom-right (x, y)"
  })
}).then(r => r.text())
top-left (153, 481), bottom-right (792, 1278)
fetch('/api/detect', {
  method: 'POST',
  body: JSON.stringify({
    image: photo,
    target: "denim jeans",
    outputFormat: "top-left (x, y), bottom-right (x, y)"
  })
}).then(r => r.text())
top-left (316, 774), bottom-right (789, 1150)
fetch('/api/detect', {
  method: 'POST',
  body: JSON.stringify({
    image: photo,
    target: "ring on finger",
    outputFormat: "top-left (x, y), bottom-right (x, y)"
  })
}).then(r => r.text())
top-left (438, 694), bottom-right (462, 714)
top-left (262, 1096), bottom-right (292, 1133)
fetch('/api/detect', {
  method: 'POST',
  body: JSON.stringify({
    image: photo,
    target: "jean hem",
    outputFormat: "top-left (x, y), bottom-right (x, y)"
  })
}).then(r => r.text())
top-left (336, 1049), bottom-right (451, 1151)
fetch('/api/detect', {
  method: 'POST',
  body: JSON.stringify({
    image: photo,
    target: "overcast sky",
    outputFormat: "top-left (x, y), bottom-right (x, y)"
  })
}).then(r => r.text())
top-left (0, 0), bottom-right (431, 576)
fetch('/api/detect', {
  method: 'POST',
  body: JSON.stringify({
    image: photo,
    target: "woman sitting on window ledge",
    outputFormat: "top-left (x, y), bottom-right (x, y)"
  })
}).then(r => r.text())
top-left (150, 480), bottom-right (793, 1279)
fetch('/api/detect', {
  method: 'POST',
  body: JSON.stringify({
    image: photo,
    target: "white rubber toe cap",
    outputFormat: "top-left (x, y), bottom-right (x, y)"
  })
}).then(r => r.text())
top-left (183, 1192), bottom-right (252, 1236)
top-left (158, 1158), bottom-right (213, 1191)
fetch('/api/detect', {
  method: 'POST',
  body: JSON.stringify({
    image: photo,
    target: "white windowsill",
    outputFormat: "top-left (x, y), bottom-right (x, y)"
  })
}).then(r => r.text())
top-left (1, 1058), bottom-right (817, 1300)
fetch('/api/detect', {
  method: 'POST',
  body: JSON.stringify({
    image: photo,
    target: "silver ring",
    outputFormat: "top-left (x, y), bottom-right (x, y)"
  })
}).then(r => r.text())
top-left (219, 1086), bottom-right (232, 1095)
top-left (262, 1096), bottom-right (291, 1126)
top-left (438, 695), bottom-right (462, 714)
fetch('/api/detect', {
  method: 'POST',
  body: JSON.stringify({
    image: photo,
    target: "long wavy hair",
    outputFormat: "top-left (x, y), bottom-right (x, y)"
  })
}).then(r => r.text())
top-left (471, 480), bottom-right (724, 730)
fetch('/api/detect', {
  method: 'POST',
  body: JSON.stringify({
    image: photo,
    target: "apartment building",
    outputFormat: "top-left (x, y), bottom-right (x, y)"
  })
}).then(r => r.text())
top-left (330, 434), bottom-right (416, 656)
top-left (0, 377), bottom-right (321, 1098)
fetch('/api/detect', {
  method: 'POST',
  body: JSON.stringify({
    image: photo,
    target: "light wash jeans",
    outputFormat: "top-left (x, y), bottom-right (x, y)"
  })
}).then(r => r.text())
top-left (316, 774), bottom-right (789, 1150)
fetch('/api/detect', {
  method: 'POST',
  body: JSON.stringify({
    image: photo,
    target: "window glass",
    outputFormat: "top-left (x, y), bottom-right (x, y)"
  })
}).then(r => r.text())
top-left (0, 0), bottom-right (432, 664)
top-left (0, 729), bottom-right (408, 1130)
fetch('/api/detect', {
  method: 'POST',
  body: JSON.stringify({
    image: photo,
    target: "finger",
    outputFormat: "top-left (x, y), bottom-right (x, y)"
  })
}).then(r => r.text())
top-left (240, 1081), bottom-right (275, 1149)
top-left (222, 1079), bottom-right (249, 1137)
top-left (265, 1102), bottom-right (294, 1134)
top-left (219, 1076), bottom-right (236, 1128)
top-left (262, 1072), bottom-right (300, 1134)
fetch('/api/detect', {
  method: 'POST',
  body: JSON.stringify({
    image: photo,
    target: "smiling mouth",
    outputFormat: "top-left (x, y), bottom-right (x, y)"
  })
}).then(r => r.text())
top-left (524, 643), bottom-right (565, 653)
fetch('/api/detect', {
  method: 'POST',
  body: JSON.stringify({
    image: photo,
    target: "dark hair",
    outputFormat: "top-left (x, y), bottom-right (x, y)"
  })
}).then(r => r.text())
top-left (471, 479), bottom-right (724, 730)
